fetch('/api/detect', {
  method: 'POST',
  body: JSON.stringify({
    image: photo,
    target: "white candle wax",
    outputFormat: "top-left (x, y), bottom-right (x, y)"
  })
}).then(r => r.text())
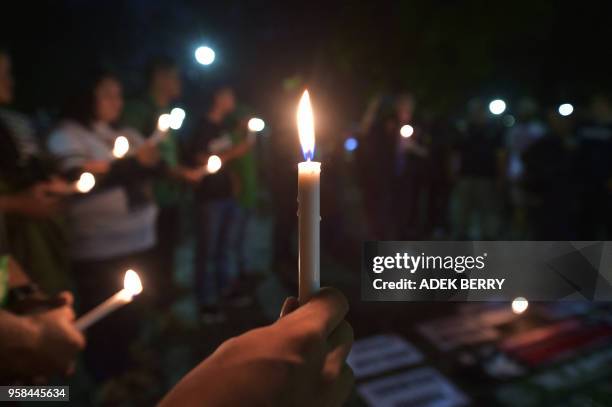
top-left (74, 289), bottom-right (133, 331)
top-left (298, 160), bottom-right (321, 303)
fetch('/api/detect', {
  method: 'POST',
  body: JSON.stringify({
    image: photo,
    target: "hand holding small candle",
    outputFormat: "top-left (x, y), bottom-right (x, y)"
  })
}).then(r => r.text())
top-left (74, 269), bottom-right (143, 331)
top-left (296, 90), bottom-right (320, 304)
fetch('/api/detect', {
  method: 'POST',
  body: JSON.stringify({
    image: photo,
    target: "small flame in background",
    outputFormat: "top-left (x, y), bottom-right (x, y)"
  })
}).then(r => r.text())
top-left (206, 155), bottom-right (222, 174)
top-left (297, 90), bottom-right (315, 161)
top-left (123, 269), bottom-right (143, 296)
top-left (511, 297), bottom-right (528, 314)
top-left (400, 124), bottom-right (414, 138)
top-left (113, 136), bottom-right (130, 158)
top-left (158, 114), bottom-right (172, 132)
top-left (76, 172), bottom-right (96, 193)
top-left (248, 117), bottom-right (265, 132)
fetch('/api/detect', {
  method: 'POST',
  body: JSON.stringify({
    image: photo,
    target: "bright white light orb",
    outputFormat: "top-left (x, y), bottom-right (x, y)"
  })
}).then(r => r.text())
top-left (171, 107), bottom-right (186, 122)
top-left (489, 99), bottom-right (507, 115)
top-left (169, 108), bottom-right (185, 130)
top-left (112, 136), bottom-right (130, 158)
top-left (344, 137), bottom-right (358, 152)
top-left (206, 155), bottom-right (222, 174)
top-left (511, 297), bottom-right (529, 314)
top-left (195, 46), bottom-right (215, 65)
top-left (76, 172), bottom-right (96, 193)
top-left (400, 124), bottom-right (414, 138)
top-left (158, 114), bottom-right (172, 131)
top-left (558, 103), bottom-right (574, 117)
top-left (248, 117), bottom-right (265, 132)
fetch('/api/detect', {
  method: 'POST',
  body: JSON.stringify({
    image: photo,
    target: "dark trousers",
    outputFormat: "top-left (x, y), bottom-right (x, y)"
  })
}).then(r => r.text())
top-left (194, 199), bottom-right (240, 306)
top-left (72, 249), bottom-right (155, 381)
top-left (153, 205), bottom-right (180, 306)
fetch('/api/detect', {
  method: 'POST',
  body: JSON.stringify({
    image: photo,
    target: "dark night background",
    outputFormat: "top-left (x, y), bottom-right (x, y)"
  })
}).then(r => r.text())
top-left (3, 0), bottom-right (612, 121)
top-left (2, 1), bottom-right (612, 405)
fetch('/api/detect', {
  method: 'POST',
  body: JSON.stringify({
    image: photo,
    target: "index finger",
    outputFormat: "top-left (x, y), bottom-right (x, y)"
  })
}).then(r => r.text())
top-left (297, 287), bottom-right (349, 338)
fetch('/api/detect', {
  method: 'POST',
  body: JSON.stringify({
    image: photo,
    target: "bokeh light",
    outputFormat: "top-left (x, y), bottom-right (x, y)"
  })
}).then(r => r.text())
top-left (489, 99), bottom-right (507, 115)
top-left (558, 103), bottom-right (574, 116)
top-left (344, 137), bottom-right (358, 152)
top-left (400, 124), bottom-right (414, 138)
top-left (206, 155), bottom-right (222, 174)
top-left (511, 297), bottom-right (529, 314)
top-left (503, 114), bottom-right (516, 127)
top-left (248, 117), bottom-right (265, 132)
top-left (195, 46), bottom-right (215, 65)
top-left (76, 172), bottom-right (96, 193)
top-left (169, 108), bottom-right (186, 130)
top-left (158, 114), bottom-right (172, 131)
top-left (112, 136), bottom-right (129, 158)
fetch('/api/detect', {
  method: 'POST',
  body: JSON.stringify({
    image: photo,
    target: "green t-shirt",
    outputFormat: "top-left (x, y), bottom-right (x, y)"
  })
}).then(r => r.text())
top-left (122, 97), bottom-right (182, 207)
top-left (230, 131), bottom-right (258, 208)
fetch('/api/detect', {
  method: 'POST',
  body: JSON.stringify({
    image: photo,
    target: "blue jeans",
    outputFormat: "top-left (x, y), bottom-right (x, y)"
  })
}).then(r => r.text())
top-left (194, 199), bottom-right (241, 306)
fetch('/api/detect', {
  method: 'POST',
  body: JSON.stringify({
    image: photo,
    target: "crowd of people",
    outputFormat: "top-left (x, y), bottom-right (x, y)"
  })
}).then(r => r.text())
top-left (356, 92), bottom-right (612, 242)
top-left (0, 48), bottom-right (354, 405)
top-left (0, 42), bottom-right (611, 404)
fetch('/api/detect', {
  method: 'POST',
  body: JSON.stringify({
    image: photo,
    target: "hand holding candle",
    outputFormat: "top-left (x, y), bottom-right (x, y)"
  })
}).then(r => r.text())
top-left (74, 269), bottom-right (143, 331)
top-left (296, 90), bottom-right (320, 304)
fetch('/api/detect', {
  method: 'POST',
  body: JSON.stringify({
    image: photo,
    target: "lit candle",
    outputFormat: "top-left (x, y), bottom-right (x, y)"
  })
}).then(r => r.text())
top-left (400, 124), bottom-right (414, 138)
top-left (296, 90), bottom-right (320, 304)
top-left (74, 270), bottom-right (143, 331)
top-left (148, 113), bottom-right (172, 145)
top-left (247, 117), bottom-right (265, 143)
top-left (112, 135), bottom-right (130, 158)
top-left (75, 172), bottom-right (96, 193)
top-left (205, 155), bottom-right (222, 174)
top-left (193, 154), bottom-right (223, 179)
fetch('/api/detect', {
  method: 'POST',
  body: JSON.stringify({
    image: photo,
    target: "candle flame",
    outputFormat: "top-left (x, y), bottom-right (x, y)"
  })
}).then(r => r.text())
top-left (297, 90), bottom-right (315, 161)
top-left (158, 114), bottom-right (172, 132)
top-left (76, 172), bottom-right (96, 193)
top-left (123, 269), bottom-right (143, 296)
top-left (206, 155), bottom-right (222, 174)
top-left (248, 117), bottom-right (265, 132)
top-left (113, 136), bottom-right (130, 158)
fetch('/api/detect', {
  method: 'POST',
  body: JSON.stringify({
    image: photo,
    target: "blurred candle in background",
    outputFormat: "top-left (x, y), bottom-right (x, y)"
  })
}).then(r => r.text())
top-left (149, 113), bottom-right (172, 144)
top-left (112, 135), bottom-right (130, 158)
top-left (75, 172), bottom-right (96, 193)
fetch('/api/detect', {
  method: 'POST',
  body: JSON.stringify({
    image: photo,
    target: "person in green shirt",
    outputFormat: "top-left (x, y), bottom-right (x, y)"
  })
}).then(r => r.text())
top-left (229, 111), bottom-right (260, 276)
top-left (122, 56), bottom-right (198, 305)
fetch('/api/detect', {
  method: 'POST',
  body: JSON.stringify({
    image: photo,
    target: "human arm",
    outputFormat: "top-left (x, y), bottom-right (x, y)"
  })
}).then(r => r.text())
top-left (0, 292), bottom-right (85, 380)
top-left (160, 287), bottom-right (354, 407)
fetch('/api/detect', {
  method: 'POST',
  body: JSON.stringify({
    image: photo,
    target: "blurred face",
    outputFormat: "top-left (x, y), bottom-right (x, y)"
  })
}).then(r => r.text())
top-left (0, 53), bottom-right (14, 105)
top-left (94, 77), bottom-right (123, 123)
top-left (215, 88), bottom-right (236, 115)
top-left (153, 67), bottom-right (181, 101)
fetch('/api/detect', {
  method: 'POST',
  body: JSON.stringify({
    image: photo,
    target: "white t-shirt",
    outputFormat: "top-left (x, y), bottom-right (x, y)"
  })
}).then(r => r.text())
top-left (48, 121), bottom-right (157, 260)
